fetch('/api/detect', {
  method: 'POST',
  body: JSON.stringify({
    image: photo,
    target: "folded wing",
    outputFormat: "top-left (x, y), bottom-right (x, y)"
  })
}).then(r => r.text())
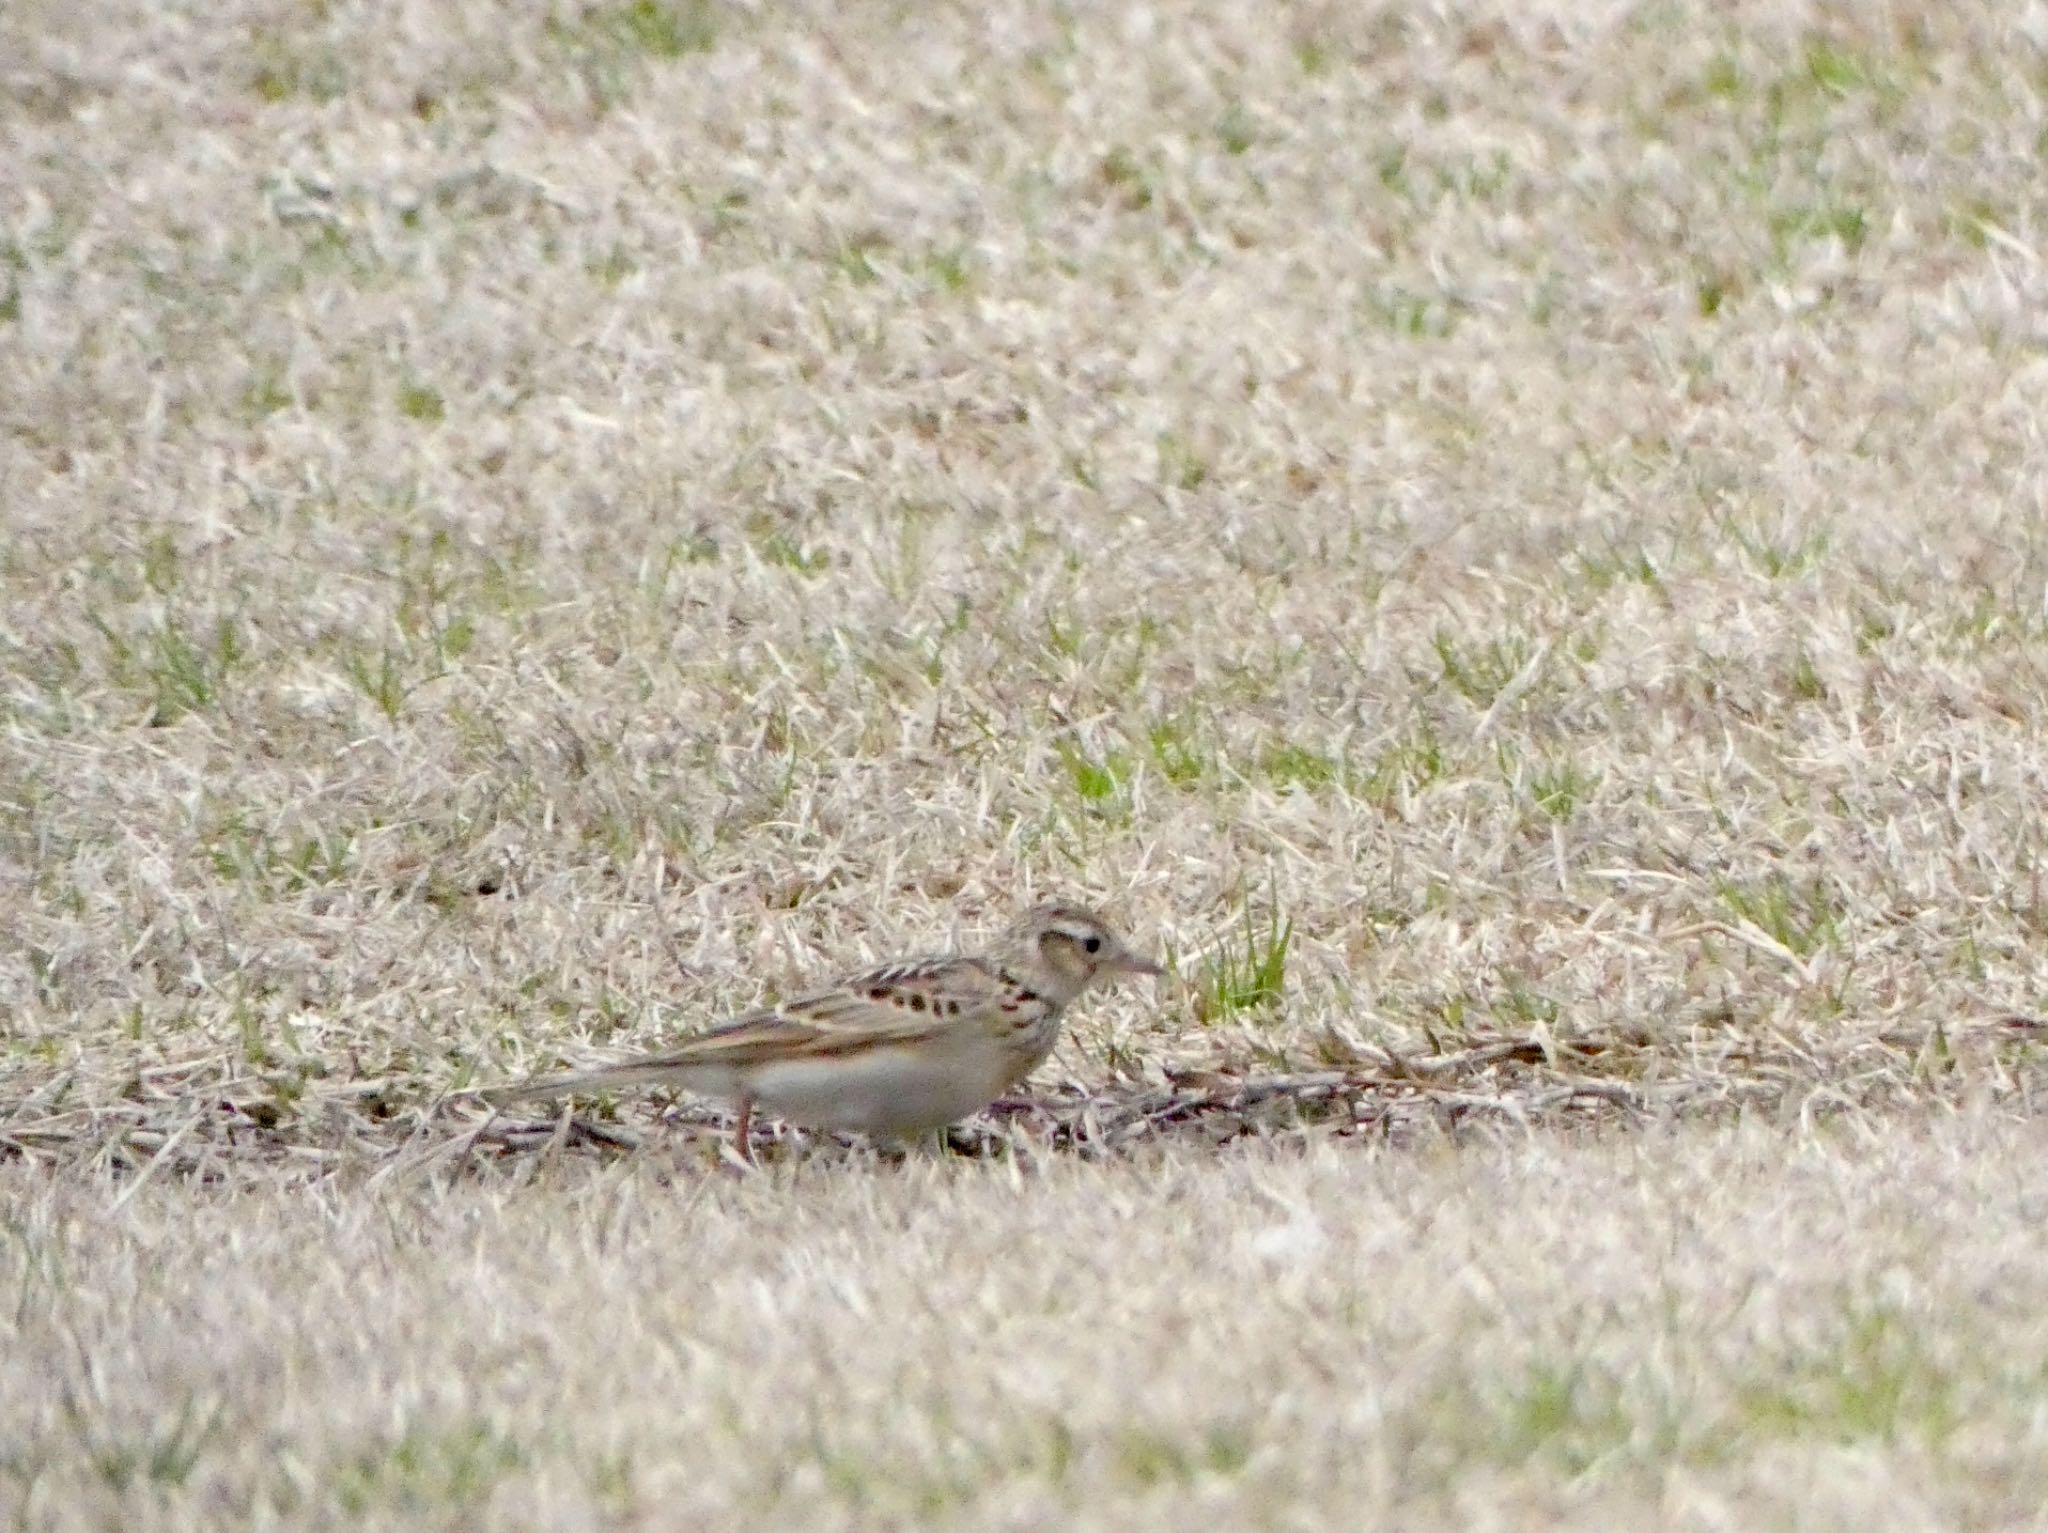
top-left (487, 956), bottom-right (1015, 1099)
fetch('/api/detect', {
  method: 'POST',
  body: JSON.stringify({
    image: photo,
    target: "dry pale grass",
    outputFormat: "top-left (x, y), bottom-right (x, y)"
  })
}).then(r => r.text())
top-left (5, 0), bottom-right (2048, 1522)
top-left (9, 1118), bottom-right (2048, 1529)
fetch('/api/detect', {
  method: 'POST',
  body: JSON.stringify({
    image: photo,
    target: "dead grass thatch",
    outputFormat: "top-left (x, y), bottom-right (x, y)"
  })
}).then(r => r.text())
top-left (6, 0), bottom-right (2048, 1522)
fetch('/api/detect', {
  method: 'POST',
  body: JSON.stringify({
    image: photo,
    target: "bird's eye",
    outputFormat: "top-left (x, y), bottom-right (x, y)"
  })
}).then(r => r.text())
top-left (1083, 936), bottom-right (1102, 954)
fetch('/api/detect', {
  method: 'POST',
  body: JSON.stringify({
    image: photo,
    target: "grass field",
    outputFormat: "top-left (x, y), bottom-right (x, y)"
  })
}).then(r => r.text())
top-left (5, 0), bottom-right (2048, 1525)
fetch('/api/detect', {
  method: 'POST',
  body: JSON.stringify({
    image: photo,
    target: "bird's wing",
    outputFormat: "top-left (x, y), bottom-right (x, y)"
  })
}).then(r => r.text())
top-left (674, 956), bottom-right (1018, 1064)
top-left (483, 958), bottom-right (1026, 1102)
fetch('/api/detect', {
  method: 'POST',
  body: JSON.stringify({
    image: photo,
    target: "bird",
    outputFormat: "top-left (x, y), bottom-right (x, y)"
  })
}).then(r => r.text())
top-left (484, 902), bottom-right (1163, 1160)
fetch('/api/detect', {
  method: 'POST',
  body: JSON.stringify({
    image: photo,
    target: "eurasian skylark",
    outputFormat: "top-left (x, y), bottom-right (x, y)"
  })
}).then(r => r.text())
top-left (487, 902), bottom-right (1162, 1158)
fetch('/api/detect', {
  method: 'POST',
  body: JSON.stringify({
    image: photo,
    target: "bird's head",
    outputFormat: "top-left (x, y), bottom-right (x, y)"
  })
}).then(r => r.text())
top-left (1004, 902), bottom-right (1163, 1001)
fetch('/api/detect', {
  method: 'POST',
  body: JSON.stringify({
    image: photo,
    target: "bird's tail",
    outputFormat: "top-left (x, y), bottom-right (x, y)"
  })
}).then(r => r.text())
top-left (480, 1056), bottom-right (705, 1107)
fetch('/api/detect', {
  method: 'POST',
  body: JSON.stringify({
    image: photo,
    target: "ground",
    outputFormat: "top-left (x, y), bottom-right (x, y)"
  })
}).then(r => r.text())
top-left (3, 0), bottom-right (2047, 1527)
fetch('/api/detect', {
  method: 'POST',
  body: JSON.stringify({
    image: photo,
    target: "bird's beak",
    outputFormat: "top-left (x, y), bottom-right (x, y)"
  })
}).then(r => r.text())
top-left (1117, 951), bottom-right (1165, 978)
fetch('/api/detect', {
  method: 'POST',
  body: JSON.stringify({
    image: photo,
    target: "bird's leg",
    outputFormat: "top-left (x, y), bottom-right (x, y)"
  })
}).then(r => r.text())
top-left (731, 1096), bottom-right (755, 1165)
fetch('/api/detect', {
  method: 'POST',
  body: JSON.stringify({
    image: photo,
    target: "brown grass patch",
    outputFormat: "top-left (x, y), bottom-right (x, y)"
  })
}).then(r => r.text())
top-left (6, 0), bottom-right (2048, 1522)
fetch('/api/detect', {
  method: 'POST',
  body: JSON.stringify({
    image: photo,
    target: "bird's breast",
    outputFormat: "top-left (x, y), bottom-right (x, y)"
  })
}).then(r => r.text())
top-left (742, 1036), bottom-right (1017, 1136)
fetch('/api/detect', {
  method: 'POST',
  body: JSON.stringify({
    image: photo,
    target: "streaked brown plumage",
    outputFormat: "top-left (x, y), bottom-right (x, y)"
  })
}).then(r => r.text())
top-left (486, 903), bottom-right (1161, 1158)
